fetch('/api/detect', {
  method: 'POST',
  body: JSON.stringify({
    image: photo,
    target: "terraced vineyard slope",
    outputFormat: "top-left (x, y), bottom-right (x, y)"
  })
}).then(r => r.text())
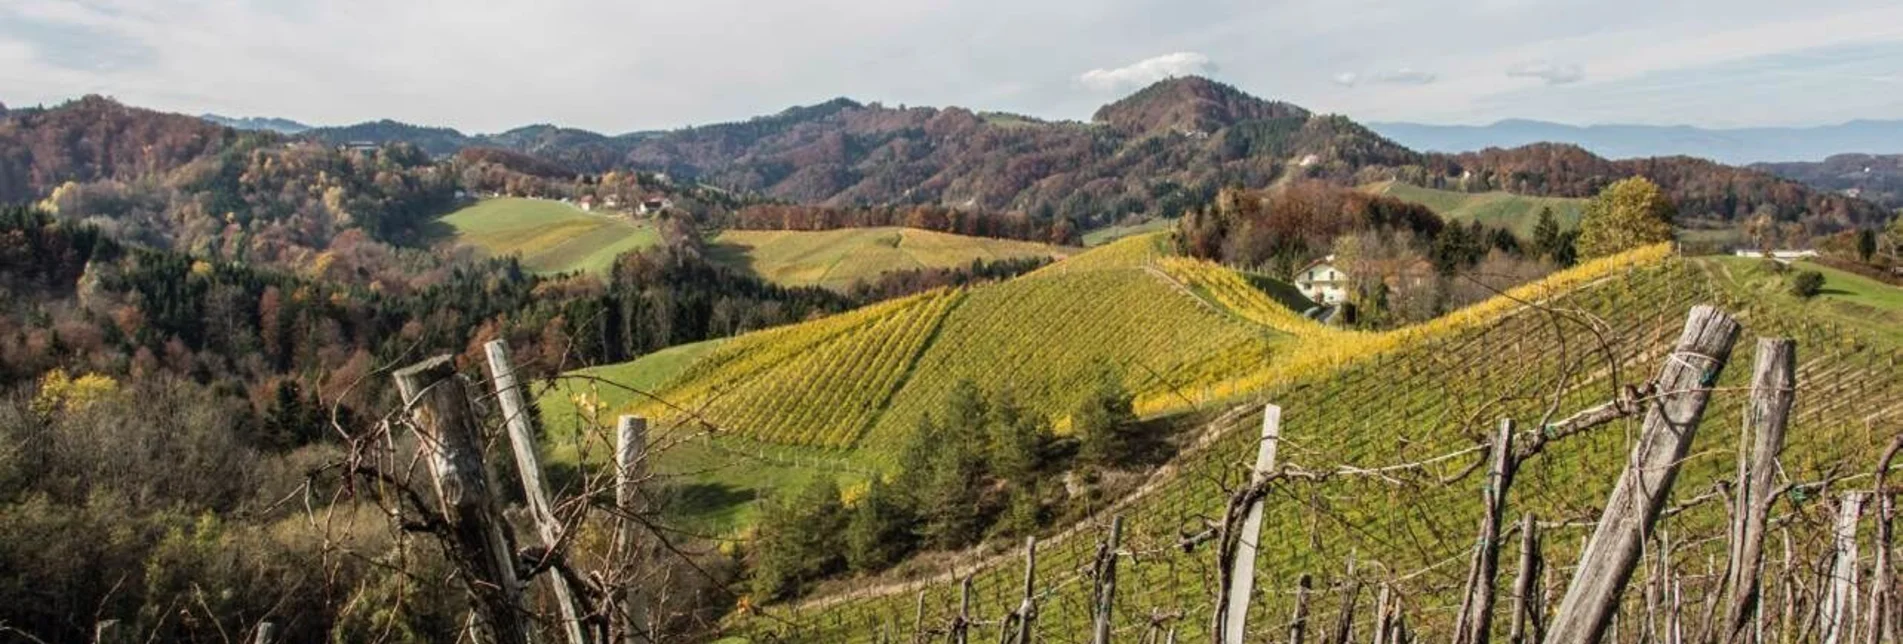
top-left (744, 250), bottom-right (1903, 642)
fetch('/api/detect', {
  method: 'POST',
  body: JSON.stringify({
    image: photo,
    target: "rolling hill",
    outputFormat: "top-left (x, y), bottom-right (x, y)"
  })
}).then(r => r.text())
top-left (435, 197), bottom-right (660, 274)
top-left (708, 227), bottom-right (1071, 290)
top-left (1362, 180), bottom-right (1586, 236)
top-left (742, 248), bottom-right (1903, 642)
top-left (1370, 118), bottom-right (1903, 165)
top-left (1752, 153), bottom-right (1903, 210)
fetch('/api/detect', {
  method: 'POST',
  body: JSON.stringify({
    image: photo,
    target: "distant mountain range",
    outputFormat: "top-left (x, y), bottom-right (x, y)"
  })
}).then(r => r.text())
top-left (1368, 119), bottom-right (1903, 165)
top-left (200, 114), bottom-right (311, 134)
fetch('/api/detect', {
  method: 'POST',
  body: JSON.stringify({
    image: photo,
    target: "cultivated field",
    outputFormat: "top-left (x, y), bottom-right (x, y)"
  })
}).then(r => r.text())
top-left (709, 227), bottom-right (1070, 290)
top-left (437, 197), bottom-right (660, 274)
top-left (1364, 180), bottom-right (1587, 236)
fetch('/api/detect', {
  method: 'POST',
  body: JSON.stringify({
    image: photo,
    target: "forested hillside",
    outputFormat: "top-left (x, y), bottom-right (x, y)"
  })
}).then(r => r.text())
top-left (1753, 153), bottom-right (1903, 211)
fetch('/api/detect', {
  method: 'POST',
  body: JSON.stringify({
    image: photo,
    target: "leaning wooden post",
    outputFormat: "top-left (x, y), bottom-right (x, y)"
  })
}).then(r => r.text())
top-left (1331, 556), bottom-right (1362, 644)
top-left (952, 576), bottom-right (972, 644)
top-left (395, 355), bottom-right (532, 644)
top-left (612, 415), bottom-right (652, 643)
top-left (1722, 338), bottom-right (1797, 644)
top-left (1544, 305), bottom-right (1742, 644)
top-left (484, 340), bottom-right (591, 644)
top-left (1864, 436), bottom-right (1903, 644)
top-left (1214, 405), bottom-right (1282, 644)
top-left (254, 621), bottom-right (276, 644)
top-left (1512, 514), bottom-right (1545, 644)
top-left (1374, 583), bottom-right (1394, 644)
top-left (1013, 536), bottom-right (1038, 644)
top-left (1458, 419), bottom-right (1519, 644)
top-left (95, 619), bottom-right (126, 644)
top-left (1822, 492), bottom-right (1869, 644)
top-left (1291, 574), bottom-right (1314, 644)
top-left (1093, 515), bottom-right (1125, 644)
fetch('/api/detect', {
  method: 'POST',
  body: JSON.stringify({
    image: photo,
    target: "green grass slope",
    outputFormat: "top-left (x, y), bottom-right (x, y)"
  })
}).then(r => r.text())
top-left (437, 197), bottom-right (659, 274)
top-left (1365, 180), bottom-right (1586, 236)
top-left (751, 254), bottom-right (1903, 642)
top-left (709, 227), bottom-right (1071, 290)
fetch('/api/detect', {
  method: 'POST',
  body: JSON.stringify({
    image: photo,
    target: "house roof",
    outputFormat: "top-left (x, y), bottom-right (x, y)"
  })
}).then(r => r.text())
top-left (1296, 254), bottom-right (1338, 275)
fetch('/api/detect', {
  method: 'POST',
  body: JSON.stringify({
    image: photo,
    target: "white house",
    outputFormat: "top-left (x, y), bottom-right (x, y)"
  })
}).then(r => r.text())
top-left (1294, 255), bottom-right (1349, 305)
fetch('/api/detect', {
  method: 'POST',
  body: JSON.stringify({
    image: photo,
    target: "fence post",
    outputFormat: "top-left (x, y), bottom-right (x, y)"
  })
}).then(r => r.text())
top-left (1722, 338), bottom-right (1796, 644)
top-left (1011, 536), bottom-right (1037, 644)
top-left (1215, 405), bottom-right (1282, 644)
top-left (953, 576), bottom-right (972, 644)
top-left (254, 621), bottom-right (276, 644)
top-left (95, 619), bottom-right (126, 644)
top-left (1865, 436), bottom-right (1903, 644)
top-left (1512, 514), bottom-right (1545, 644)
top-left (1291, 574), bottom-right (1314, 644)
top-left (484, 340), bottom-right (591, 644)
top-left (1330, 556), bottom-right (1362, 644)
top-left (394, 355), bottom-right (532, 644)
top-left (613, 415), bottom-right (652, 643)
top-left (1093, 515), bottom-right (1125, 644)
top-left (1545, 305), bottom-right (1741, 644)
top-left (1823, 492), bottom-right (1869, 644)
top-left (1458, 419), bottom-right (1518, 644)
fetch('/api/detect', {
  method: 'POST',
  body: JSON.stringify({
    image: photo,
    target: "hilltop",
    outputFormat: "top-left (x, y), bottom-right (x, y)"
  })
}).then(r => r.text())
top-left (1371, 118), bottom-right (1903, 165)
top-left (1091, 76), bottom-right (1310, 135)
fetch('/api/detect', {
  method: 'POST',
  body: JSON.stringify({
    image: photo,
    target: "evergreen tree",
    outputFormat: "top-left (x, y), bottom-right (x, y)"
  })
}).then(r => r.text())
top-left (986, 387), bottom-right (1049, 486)
top-left (1531, 207), bottom-right (1561, 259)
top-left (1075, 367), bottom-right (1140, 468)
top-left (1858, 229), bottom-right (1878, 263)
top-left (749, 476), bottom-right (848, 599)
top-left (845, 477), bottom-right (917, 573)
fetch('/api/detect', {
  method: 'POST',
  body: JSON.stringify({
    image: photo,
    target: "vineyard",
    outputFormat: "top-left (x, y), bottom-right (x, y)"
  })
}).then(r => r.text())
top-left (708, 227), bottom-right (1071, 290)
top-left (729, 252), bottom-right (1903, 642)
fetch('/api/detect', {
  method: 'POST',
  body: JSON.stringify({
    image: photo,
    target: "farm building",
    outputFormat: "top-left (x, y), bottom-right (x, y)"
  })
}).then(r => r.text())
top-left (1294, 255), bottom-right (1349, 305)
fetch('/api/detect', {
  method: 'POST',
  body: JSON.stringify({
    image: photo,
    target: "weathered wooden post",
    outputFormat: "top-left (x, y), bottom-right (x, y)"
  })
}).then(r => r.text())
top-left (1011, 536), bottom-right (1038, 644)
top-left (395, 355), bottom-right (532, 644)
top-left (953, 576), bottom-right (972, 644)
top-left (1865, 436), bottom-right (1903, 644)
top-left (1374, 583), bottom-right (1394, 644)
top-left (1722, 338), bottom-right (1796, 644)
top-left (1458, 419), bottom-right (1519, 644)
top-left (484, 340), bottom-right (591, 644)
top-left (1291, 574), bottom-right (1314, 644)
top-left (1822, 492), bottom-right (1868, 644)
top-left (1331, 556), bottom-right (1362, 644)
top-left (1094, 515), bottom-right (1125, 644)
top-left (613, 414), bottom-right (652, 643)
top-left (1512, 514), bottom-right (1545, 644)
top-left (1545, 305), bottom-right (1741, 644)
top-left (94, 619), bottom-right (126, 644)
top-left (1214, 405), bottom-right (1282, 644)
top-left (254, 620), bottom-right (276, 644)
top-left (914, 590), bottom-right (928, 644)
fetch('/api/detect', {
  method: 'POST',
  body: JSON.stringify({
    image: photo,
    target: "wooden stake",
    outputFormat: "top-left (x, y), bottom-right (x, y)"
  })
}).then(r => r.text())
top-left (1513, 514), bottom-right (1545, 644)
top-left (953, 576), bottom-right (971, 644)
top-left (1545, 305), bottom-right (1742, 644)
top-left (1094, 516), bottom-right (1124, 644)
top-left (1458, 419), bottom-right (1519, 644)
top-left (1865, 437), bottom-right (1903, 644)
top-left (484, 340), bottom-right (590, 644)
top-left (1722, 339), bottom-right (1797, 644)
top-left (1013, 536), bottom-right (1037, 644)
top-left (613, 415), bottom-right (652, 643)
top-left (1215, 405), bottom-right (1282, 644)
top-left (1823, 492), bottom-right (1869, 644)
top-left (394, 355), bottom-right (531, 644)
top-left (254, 621), bottom-right (276, 644)
top-left (1292, 574), bottom-right (1314, 644)
top-left (1331, 556), bottom-right (1362, 644)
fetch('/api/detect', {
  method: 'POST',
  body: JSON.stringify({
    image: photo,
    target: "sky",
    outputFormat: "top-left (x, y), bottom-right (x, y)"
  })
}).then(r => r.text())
top-left (3, 0), bottom-right (1902, 134)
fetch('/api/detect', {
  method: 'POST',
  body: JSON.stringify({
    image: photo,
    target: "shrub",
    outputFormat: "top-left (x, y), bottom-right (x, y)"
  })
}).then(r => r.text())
top-left (1789, 270), bottom-right (1825, 298)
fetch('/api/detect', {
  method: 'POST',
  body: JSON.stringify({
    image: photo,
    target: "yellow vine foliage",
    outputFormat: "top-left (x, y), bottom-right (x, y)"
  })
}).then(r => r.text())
top-left (1133, 242), bottom-right (1675, 415)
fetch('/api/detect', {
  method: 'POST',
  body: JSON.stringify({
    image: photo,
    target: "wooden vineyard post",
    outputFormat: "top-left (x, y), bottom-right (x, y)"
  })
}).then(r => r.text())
top-left (1545, 305), bottom-right (1742, 644)
top-left (1866, 437), bottom-right (1903, 644)
top-left (254, 621), bottom-right (276, 644)
top-left (914, 590), bottom-right (927, 644)
top-left (95, 619), bottom-right (126, 644)
top-left (1374, 583), bottom-right (1394, 644)
top-left (1093, 515), bottom-right (1125, 644)
top-left (1331, 556), bottom-right (1362, 644)
top-left (1458, 419), bottom-right (1519, 644)
top-left (1722, 338), bottom-right (1797, 644)
top-left (1291, 574), bottom-right (1314, 644)
top-left (394, 355), bottom-right (532, 644)
top-left (484, 340), bottom-right (591, 644)
top-left (1006, 536), bottom-right (1037, 644)
top-left (1822, 492), bottom-right (1869, 644)
top-left (1512, 514), bottom-right (1545, 644)
top-left (1214, 405), bottom-right (1282, 644)
top-left (953, 576), bottom-right (972, 644)
top-left (613, 415), bottom-right (652, 643)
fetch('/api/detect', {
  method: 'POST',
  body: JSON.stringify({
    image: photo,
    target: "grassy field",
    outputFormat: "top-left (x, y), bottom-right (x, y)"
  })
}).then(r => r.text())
top-left (1363, 180), bottom-right (1587, 236)
top-left (753, 252), bottom-right (1903, 642)
top-left (709, 227), bottom-right (1070, 290)
top-left (1082, 217), bottom-right (1176, 247)
top-left (1705, 255), bottom-right (1903, 342)
top-left (437, 197), bottom-right (660, 274)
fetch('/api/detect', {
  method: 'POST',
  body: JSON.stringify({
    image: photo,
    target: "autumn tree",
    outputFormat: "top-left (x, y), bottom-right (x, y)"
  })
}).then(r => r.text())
top-left (1576, 177), bottom-right (1676, 259)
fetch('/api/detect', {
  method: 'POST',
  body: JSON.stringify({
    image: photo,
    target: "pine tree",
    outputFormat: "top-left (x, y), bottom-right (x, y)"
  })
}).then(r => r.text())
top-left (1531, 207), bottom-right (1561, 259)
top-left (1075, 367), bottom-right (1140, 468)
top-left (749, 476), bottom-right (848, 599)
top-left (986, 387), bottom-right (1049, 485)
top-left (845, 477), bottom-right (917, 573)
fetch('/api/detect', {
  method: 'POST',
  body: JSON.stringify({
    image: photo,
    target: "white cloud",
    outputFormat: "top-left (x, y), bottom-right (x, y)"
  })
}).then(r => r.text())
top-left (1077, 52), bottom-right (1216, 92)
top-left (1332, 72), bottom-right (1360, 87)
top-left (1506, 61), bottom-right (1585, 84)
top-left (1370, 68), bottom-right (1437, 85)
